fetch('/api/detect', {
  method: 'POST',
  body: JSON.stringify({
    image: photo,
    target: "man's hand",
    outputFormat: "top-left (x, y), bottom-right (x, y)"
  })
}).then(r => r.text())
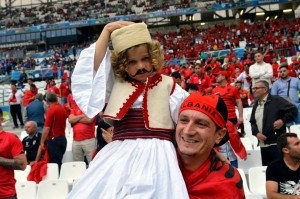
top-left (256, 132), bottom-right (267, 141)
top-left (273, 119), bottom-right (284, 130)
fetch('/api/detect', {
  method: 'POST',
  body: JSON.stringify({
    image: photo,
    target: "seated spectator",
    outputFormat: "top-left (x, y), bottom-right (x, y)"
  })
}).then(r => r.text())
top-left (266, 133), bottom-right (300, 198)
top-left (22, 121), bottom-right (41, 165)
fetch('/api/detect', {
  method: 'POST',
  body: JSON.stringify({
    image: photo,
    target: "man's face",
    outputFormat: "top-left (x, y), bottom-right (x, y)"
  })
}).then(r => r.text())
top-left (252, 82), bottom-right (268, 99)
top-left (286, 137), bottom-right (300, 160)
top-left (27, 80), bottom-right (33, 85)
top-left (235, 83), bottom-right (242, 90)
top-left (215, 74), bottom-right (225, 83)
top-left (11, 85), bottom-right (16, 91)
top-left (25, 123), bottom-right (36, 135)
top-left (175, 78), bottom-right (182, 85)
top-left (279, 67), bottom-right (289, 79)
top-left (126, 44), bottom-right (153, 82)
top-left (176, 110), bottom-right (225, 159)
top-left (254, 53), bottom-right (263, 64)
top-left (194, 66), bottom-right (202, 75)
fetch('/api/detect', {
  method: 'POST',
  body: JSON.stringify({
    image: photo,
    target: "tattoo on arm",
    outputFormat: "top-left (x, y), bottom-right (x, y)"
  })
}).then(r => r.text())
top-left (0, 157), bottom-right (23, 170)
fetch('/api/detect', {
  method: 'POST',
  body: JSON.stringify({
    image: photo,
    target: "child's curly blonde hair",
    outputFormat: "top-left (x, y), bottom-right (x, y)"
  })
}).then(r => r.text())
top-left (111, 40), bottom-right (164, 81)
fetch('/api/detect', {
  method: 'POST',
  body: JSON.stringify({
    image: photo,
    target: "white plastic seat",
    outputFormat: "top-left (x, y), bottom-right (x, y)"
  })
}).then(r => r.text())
top-left (42, 163), bottom-right (59, 181)
top-left (14, 165), bottom-right (31, 182)
top-left (19, 131), bottom-right (28, 141)
top-left (248, 166), bottom-right (267, 197)
top-left (289, 125), bottom-right (300, 138)
top-left (16, 181), bottom-right (37, 199)
top-left (36, 180), bottom-right (69, 199)
top-left (59, 161), bottom-right (87, 186)
top-left (238, 150), bottom-right (262, 174)
top-left (241, 137), bottom-right (253, 150)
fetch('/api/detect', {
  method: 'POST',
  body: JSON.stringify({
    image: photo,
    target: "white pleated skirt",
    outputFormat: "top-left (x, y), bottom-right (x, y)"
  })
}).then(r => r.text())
top-left (67, 138), bottom-right (189, 199)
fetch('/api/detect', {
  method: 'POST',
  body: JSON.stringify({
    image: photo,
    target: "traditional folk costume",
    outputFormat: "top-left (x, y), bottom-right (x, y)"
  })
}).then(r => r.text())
top-left (68, 23), bottom-right (189, 199)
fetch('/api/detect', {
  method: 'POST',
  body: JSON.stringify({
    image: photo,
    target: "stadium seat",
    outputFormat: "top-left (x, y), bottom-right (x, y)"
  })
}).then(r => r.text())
top-left (19, 131), bottom-right (28, 141)
top-left (42, 163), bottom-right (59, 181)
top-left (15, 165), bottom-right (31, 182)
top-left (16, 181), bottom-right (37, 199)
top-left (36, 180), bottom-right (69, 199)
top-left (238, 150), bottom-right (262, 174)
top-left (59, 161), bottom-right (87, 187)
top-left (241, 137), bottom-right (253, 150)
top-left (289, 125), bottom-right (300, 138)
top-left (248, 166), bottom-right (267, 198)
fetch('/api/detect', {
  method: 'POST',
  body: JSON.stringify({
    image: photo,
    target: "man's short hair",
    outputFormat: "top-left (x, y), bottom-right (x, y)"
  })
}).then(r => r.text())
top-left (171, 72), bottom-right (181, 79)
top-left (277, 133), bottom-right (298, 155)
top-left (187, 84), bottom-right (199, 91)
top-left (46, 92), bottom-right (57, 103)
top-left (279, 62), bottom-right (288, 70)
top-left (30, 84), bottom-right (36, 89)
top-left (256, 80), bottom-right (269, 91)
top-left (35, 93), bottom-right (44, 101)
top-left (0, 107), bottom-right (3, 117)
top-left (26, 121), bottom-right (37, 128)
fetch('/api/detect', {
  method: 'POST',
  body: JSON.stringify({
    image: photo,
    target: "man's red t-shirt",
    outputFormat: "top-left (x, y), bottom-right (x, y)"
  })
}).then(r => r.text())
top-left (59, 82), bottom-right (71, 98)
top-left (44, 103), bottom-right (68, 139)
top-left (67, 94), bottom-right (77, 110)
top-left (0, 131), bottom-right (24, 198)
top-left (189, 74), bottom-right (211, 93)
top-left (48, 86), bottom-right (60, 95)
top-left (71, 107), bottom-right (96, 141)
top-left (212, 85), bottom-right (240, 119)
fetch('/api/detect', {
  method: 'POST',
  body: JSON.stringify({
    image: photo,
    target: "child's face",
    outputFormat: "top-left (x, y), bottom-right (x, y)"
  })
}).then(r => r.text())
top-left (126, 44), bottom-right (153, 82)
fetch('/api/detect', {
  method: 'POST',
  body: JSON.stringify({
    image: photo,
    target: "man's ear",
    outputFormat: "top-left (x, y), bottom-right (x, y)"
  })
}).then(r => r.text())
top-left (215, 128), bottom-right (227, 145)
top-left (282, 147), bottom-right (289, 154)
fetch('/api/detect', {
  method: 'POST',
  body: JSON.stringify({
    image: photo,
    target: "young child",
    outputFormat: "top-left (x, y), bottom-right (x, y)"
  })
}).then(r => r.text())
top-left (68, 22), bottom-right (189, 198)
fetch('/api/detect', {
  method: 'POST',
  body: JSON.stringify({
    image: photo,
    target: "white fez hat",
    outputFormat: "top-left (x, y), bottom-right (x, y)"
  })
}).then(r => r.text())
top-left (111, 22), bottom-right (152, 53)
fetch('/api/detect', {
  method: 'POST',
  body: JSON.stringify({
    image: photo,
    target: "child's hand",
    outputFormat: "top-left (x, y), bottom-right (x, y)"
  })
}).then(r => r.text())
top-left (105, 21), bottom-right (134, 34)
top-left (101, 128), bottom-right (113, 144)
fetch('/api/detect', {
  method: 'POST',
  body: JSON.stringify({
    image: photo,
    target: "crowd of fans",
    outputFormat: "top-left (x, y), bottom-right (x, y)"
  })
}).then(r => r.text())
top-left (1, 0), bottom-right (193, 29)
top-left (0, 17), bottom-right (300, 84)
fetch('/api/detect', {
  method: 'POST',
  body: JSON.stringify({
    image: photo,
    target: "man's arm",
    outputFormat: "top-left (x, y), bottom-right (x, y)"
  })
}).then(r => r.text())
top-left (32, 126), bottom-right (50, 164)
top-left (236, 98), bottom-right (243, 124)
top-left (79, 116), bottom-right (95, 124)
top-left (68, 114), bottom-right (84, 124)
top-left (266, 181), bottom-right (300, 199)
top-left (262, 64), bottom-right (273, 79)
top-left (0, 153), bottom-right (27, 170)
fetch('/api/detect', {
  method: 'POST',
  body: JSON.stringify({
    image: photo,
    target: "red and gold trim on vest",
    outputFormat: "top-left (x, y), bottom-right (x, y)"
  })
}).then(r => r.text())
top-left (113, 108), bottom-right (173, 141)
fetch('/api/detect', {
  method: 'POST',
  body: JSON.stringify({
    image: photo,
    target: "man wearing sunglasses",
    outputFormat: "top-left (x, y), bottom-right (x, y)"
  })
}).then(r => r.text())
top-left (250, 80), bottom-right (298, 166)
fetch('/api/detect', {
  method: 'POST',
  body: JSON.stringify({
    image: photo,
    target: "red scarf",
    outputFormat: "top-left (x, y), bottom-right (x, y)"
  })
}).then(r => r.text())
top-left (27, 147), bottom-right (49, 183)
top-left (179, 151), bottom-right (245, 199)
top-left (10, 90), bottom-right (17, 103)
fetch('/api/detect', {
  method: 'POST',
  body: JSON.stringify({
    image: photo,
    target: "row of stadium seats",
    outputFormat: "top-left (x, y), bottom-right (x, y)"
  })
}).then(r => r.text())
top-left (14, 162), bottom-right (268, 199)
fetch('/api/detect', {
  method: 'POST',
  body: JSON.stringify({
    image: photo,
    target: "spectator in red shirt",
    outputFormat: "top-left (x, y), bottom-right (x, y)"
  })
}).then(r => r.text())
top-left (180, 63), bottom-right (193, 79)
top-left (212, 71), bottom-right (243, 125)
top-left (34, 92), bottom-right (68, 171)
top-left (0, 108), bottom-right (27, 199)
top-left (158, 64), bottom-right (172, 76)
top-left (271, 57), bottom-right (279, 82)
top-left (52, 62), bottom-right (58, 79)
top-left (48, 80), bottom-right (60, 96)
top-left (189, 65), bottom-right (211, 94)
top-left (59, 77), bottom-right (71, 105)
top-left (23, 84), bottom-right (38, 107)
top-left (68, 104), bottom-right (97, 164)
top-left (235, 81), bottom-right (254, 108)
